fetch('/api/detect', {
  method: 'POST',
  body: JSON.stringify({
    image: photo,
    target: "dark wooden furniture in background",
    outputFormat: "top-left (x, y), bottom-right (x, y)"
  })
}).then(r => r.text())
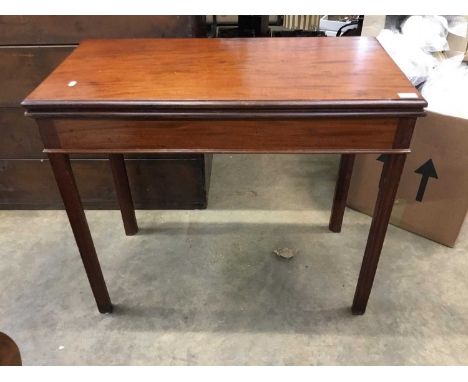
top-left (0, 16), bottom-right (210, 209)
top-left (23, 37), bottom-right (426, 315)
top-left (0, 332), bottom-right (21, 366)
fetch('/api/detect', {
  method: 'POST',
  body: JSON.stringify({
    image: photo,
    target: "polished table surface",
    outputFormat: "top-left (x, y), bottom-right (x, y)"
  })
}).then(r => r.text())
top-left (23, 37), bottom-right (426, 315)
top-left (24, 37), bottom-right (423, 105)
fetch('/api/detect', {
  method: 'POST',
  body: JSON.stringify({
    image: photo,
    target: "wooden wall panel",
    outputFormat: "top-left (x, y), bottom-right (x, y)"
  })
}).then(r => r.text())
top-left (0, 46), bottom-right (74, 107)
top-left (0, 16), bottom-right (210, 209)
top-left (0, 107), bottom-right (44, 158)
top-left (0, 16), bottom-right (205, 45)
top-left (0, 158), bottom-right (209, 209)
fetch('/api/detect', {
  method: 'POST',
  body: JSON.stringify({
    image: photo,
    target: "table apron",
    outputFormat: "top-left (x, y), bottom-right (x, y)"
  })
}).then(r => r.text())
top-left (38, 117), bottom-right (411, 154)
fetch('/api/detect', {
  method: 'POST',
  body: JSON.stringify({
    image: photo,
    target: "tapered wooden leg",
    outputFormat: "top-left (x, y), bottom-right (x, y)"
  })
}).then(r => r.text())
top-left (352, 154), bottom-right (406, 315)
top-left (329, 154), bottom-right (355, 233)
top-left (48, 153), bottom-right (113, 313)
top-left (109, 154), bottom-right (138, 236)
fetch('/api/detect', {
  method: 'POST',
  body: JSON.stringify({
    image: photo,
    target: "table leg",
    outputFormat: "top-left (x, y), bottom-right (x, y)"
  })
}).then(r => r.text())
top-left (48, 153), bottom-right (113, 313)
top-left (352, 154), bottom-right (406, 315)
top-left (329, 154), bottom-right (355, 233)
top-left (109, 154), bottom-right (138, 236)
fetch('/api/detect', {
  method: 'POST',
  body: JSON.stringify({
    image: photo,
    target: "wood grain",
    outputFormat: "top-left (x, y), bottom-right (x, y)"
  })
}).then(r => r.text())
top-left (0, 109), bottom-right (219, 159)
top-left (352, 153), bottom-right (407, 315)
top-left (1, 16), bottom-right (209, 210)
top-left (48, 153), bottom-right (113, 313)
top-left (393, 117), bottom-right (417, 149)
top-left (40, 118), bottom-right (401, 153)
top-left (329, 154), bottom-right (355, 233)
top-left (23, 38), bottom-right (426, 113)
top-left (109, 154), bottom-right (138, 236)
top-left (23, 36), bottom-right (425, 315)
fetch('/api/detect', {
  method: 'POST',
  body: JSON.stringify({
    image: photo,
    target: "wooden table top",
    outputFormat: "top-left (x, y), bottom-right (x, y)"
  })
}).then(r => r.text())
top-left (23, 37), bottom-right (426, 114)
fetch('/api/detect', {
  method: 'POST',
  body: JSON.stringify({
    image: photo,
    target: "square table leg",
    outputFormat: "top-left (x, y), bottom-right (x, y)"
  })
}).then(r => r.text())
top-left (108, 154), bottom-right (138, 236)
top-left (48, 153), bottom-right (113, 313)
top-left (352, 153), bottom-right (406, 315)
top-left (329, 154), bottom-right (355, 233)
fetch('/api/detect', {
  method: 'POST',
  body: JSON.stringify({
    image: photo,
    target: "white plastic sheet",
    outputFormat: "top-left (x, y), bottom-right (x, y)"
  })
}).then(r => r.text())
top-left (377, 29), bottom-right (439, 86)
top-left (377, 15), bottom-right (467, 119)
top-left (401, 16), bottom-right (449, 52)
top-left (421, 57), bottom-right (468, 119)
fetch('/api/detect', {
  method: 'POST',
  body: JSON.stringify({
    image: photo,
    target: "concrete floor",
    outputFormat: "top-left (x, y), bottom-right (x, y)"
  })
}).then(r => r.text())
top-left (1, 154), bottom-right (468, 365)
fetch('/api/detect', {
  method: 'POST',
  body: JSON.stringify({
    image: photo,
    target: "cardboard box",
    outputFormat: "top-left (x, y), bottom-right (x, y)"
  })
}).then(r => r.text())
top-left (348, 16), bottom-right (468, 247)
top-left (347, 111), bottom-right (468, 247)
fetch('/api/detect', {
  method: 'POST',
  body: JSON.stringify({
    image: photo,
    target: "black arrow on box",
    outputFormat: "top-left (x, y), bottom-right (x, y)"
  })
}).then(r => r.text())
top-left (376, 154), bottom-right (389, 163)
top-left (414, 159), bottom-right (438, 202)
top-left (376, 155), bottom-right (438, 202)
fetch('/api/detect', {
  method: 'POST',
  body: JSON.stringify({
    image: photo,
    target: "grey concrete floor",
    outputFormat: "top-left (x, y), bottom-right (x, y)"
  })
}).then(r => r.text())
top-left (1, 154), bottom-right (468, 365)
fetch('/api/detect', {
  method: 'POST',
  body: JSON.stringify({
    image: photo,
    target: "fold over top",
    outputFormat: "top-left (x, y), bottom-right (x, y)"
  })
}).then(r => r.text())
top-left (22, 37), bottom-right (427, 116)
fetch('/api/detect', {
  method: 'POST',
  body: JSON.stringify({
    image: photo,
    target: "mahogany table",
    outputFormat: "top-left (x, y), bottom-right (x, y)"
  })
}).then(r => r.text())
top-left (22, 37), bottom-right (426, 315)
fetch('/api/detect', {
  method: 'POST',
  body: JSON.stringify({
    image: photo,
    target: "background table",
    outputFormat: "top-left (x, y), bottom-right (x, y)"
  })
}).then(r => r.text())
top-left (23, 37), bottom-right (426, 315)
